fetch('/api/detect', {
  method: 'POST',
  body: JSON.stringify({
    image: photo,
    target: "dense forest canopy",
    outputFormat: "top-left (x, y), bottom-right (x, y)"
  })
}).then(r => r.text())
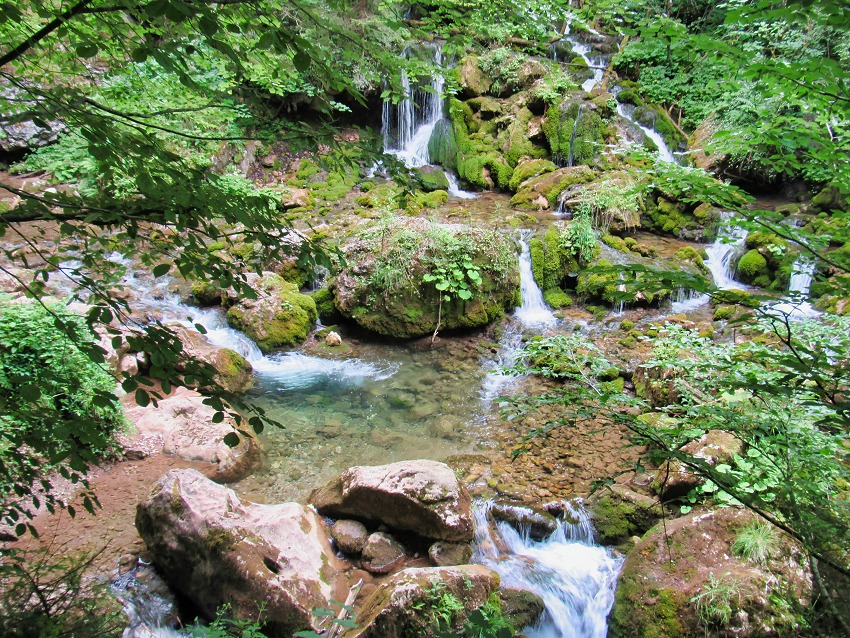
top-left (1, 0), bottom-right (849, 634)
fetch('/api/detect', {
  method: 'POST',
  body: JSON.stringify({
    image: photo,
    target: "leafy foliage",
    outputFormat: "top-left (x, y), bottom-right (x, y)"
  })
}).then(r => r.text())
top-left (0, 298), bottom-right (125, 533)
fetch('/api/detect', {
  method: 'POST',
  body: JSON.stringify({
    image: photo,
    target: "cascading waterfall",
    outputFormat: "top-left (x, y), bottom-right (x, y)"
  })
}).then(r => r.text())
top-left (381, 43), bottom-right (476, 198)
top-left (382, 44), bottom-right (445, 167)
top-left (558, 21), bottom-right (605, 93)
top-left (473, 501), bottom-right (623, 638)
top-left (610, 87), bottom-right (677, 164)
top-left (671, 212), bottom-right (747, 312)
top-left (480, 231), bottom-right (557, 405)
top-left (515, 230), bottom-right (558, 328)
top-left (768, 256), bottom-right (820, 319)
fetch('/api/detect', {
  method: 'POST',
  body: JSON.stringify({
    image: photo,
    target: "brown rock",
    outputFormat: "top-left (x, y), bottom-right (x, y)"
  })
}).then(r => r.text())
top-left (136, 470), bottom-right (345, 637)
top-left (332, 519), bottom-right (369, 554)
top-left (310, 460), bottom-right (474, 542)
top-left (170, 325), bottom-right (253, 394)
top-left (490, 502), bottom-right (558, 541)
top-left (428, 541), bottom-right (473, 567)
top-left (341, 565), bottom-right (500, 637)
top-left (361, 532), bottom-right (406, 574)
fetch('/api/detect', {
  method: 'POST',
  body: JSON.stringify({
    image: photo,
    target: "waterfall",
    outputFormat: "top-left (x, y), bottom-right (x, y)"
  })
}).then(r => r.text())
top-left (567, 104), bottom-right (584, 167)
top-left (473, 501), bottom-right (623, 638)
top-left (559, 21), bottom-right (605, 93)
top-left (768, 256), bottom-right (820, 319)
top-left (671, 212), bottom-right (747, 313)
top-left (445, 170), bottom-right (477, 199)
top-left (382, 44), bottom-right (444, 168)
top-left (610, 86), bottom-right (677, 164)
top-left (515, 230), bottom-right (558, 328)
top-left (705, 212), bottom-right (748, 290)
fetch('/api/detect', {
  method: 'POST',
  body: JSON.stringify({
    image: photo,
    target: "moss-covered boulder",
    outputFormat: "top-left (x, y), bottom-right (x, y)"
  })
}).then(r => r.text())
top-left (510, 165), bottom-right (594, 210)
top-left (578, 259), bottom-right (671, 306)
top-left (332, 217), bottom-right (519, 338)
top-left (428, 118), bottom-right (458, 171)
top-left (225, 272), bottom-right (317, 352)
top-left (641, 196), bottom-right (710, 240)
top-left (610, 508), bottom-right (812, 638)
top-left (543, 101), bottom-right (605, 166)
top-left (416, 166), bottom-right (450, 192)
top-left (587, 485), bottom-right (662, 546)
top-left (736, 249), bottom-right (769, 285)
top-left (170, 325), bottom-right (253, 394)
top-left (457, 55), bottom-right (493, 98)
top-left (509, 158), bottom-right (557, 192)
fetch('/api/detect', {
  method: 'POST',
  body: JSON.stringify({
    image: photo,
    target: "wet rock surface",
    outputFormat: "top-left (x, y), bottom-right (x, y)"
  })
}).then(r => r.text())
top-left (361, 532), bottom-right (407, 574)
top-left (331, 519), bottom-right (369, 554)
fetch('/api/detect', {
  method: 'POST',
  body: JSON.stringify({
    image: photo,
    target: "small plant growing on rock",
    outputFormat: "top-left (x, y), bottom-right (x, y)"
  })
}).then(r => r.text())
top-left (732, 521), bottom-right (777, 564)
top-left (691, 572), bottom-right (741, 628)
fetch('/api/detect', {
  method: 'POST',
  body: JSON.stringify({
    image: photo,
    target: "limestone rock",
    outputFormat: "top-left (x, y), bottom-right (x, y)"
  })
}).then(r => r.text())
top-left (136, 469), bottom-right (345, 637)
top-left (490, 502), bottom-right (558, 541)
top-left (457, 56), bottom-right (492, 98)
top-left (428, 541), bottom-right (473, 567)
top-left (123, 387), bottom-right (261, 482)
top-left (609, 507), bottom-right (812, 638)
top-left (170, 325), bottom-right (253, 394)
top-left (225, 272), bottom-right (317, 352)
top-left (510, 165), bottom-right (595, 210)
top-left (341, 565), bottom-right (500, 638)
top-left (310, 460), bottom-right (475, 542)
top-left (361, 532), bottom-right (407, 574)
top-left (331, 519), bottom-right (369, 554)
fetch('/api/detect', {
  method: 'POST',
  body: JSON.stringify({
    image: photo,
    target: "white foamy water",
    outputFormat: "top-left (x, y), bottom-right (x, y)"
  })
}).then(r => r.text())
top-left (515, 230), bottom-right (558, 329)
top-left (446, 170), bottom-right (477, 199)
top-left (615, 100), bottom-right (676, 164)
top-left (473, 501), bottom-right (623, 638)
top-left (252, 352), bottom-right (399, 391)
top-left (559, 21), bottom-right (605, 93)
top-left (671, 212), bottom-right (747, 313)
top-left (767, 256), bottom-right (820, 319)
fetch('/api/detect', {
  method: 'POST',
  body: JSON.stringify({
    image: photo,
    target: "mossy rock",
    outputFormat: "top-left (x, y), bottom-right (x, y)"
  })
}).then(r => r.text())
top-left (409, 189), bottom-right (449, 212)
top-left (736, 249), bottom-right (769, 284)
top-left (543, 287), bottom-right (572, 308)
top-left (191, 281), bottom-right (223, 306)
top-left (588, 486), bottom-right (662, 546)
top-left (428, 118), bottom-right (458, 171)
top-left (295, 158), bottom-right (322, 180)
top-left (310, 287), bottom-right (345, 324)
top-left (711, 288), bottom-right (760, 308)
top-left (333, 218), bottom-right (519, 339)
top-left (225, 273), bottom-right (317, 352)
top-left (510, 165), bottom-right (595, 210)
top-left (503, 107), bottom-right (547, 168)
top-left (508, 158), bottom-right (557, 192)
top-left (810, 185), bottom-right (848, 213)
top-left (542, 101), bottom-right (604, 166)
top-left (416, 167), bottom-right (450, 192)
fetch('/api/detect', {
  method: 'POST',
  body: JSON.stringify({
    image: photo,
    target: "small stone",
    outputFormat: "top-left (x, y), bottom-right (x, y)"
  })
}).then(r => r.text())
top-left (361, 532), bottom-right (406, 574)
top-left (325, 331), bottom-right (342, 347)
top-left (428, 541), bottom-right (473, 567)
top-left (331, 519), bottom-right (369, 555)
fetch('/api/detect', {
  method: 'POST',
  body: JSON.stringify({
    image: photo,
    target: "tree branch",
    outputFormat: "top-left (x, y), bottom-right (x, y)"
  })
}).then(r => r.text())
top-left (0, 0), bottom-right (96, 68)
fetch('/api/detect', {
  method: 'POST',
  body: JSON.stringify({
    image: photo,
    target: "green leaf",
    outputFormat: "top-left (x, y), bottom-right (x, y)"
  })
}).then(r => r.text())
top-left (152, 263), bottom-right (171, 277)
top-left (130, 47), bottom-right (148, 63)
top-left (76, 43), bottom-right (99, 58)
top-left (223, 432), bottom-right (240, 447)
top-left (135, 389), bottom-right (150, 407)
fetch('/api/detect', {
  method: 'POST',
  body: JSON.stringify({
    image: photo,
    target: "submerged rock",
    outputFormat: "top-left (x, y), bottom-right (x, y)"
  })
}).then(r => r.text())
top-left (123, 388), bottom-right (260, 482)
top-left (341, 565), bottom-right (500, 638)
top-left (489, 502), bottom-right (558, 541)
top-left (136, 469), bottom-right (345, 637)
top-left (310, 460), bottom-right (475, 542)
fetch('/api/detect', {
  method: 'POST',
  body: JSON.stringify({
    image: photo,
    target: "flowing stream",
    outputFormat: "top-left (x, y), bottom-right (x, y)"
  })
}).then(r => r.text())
top-left (514, 230), bottom-right (558, 329)
top-left (556, 21), bottom-right (605, 93)
top-left (473, 501), bottom-right (623, 637)
top-left (768, 256), bottom-right (820, 319)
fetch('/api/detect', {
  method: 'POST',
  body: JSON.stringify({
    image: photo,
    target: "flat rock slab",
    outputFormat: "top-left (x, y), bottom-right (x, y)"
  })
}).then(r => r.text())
top-left (310, 460), bottom-right (474, 542)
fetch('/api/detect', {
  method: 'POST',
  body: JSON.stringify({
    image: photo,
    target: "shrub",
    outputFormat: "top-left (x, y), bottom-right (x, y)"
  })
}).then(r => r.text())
top-left (732, 521), bottom-right (778, 564)
top-left (0, 300), bottom-right (126, 529)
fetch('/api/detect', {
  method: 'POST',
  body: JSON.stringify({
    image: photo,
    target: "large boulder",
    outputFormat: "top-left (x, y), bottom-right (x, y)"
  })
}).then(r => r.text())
top-left (170, 325), bottom-right (253, 394)
top-left (123, 387), bottom-right (260, 482)
top-left (136, 470), bottom-right (345, 637)
top-left (457, 55), bottom-right (493, 98)
top-left (332, 218), bottom-right (518, 339)
top-left (341, 565), bottom-right (500, 638)
top-left (225, 272), bottom-right (317, 352)
top-left (586, 485), bottom-right (663, 545)
top-left (310, 460), bottom-right (475, 542)
top-left (609, 507), bottom-right (812, 638)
